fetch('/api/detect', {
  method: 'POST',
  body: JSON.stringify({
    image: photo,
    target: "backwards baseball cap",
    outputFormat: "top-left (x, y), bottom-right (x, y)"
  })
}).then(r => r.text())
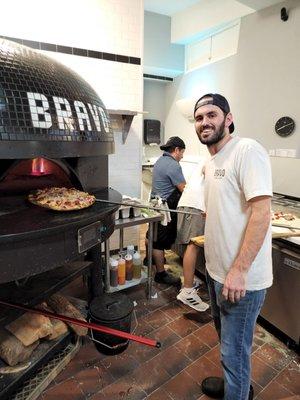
top-left (194, 93), bottom-right (235, 133)
top-left (160, 136), bottom-right (186, 151)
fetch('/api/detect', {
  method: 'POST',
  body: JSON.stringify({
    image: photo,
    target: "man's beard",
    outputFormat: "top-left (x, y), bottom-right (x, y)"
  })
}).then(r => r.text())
top-left (197, 119), bottom-right (226, 145)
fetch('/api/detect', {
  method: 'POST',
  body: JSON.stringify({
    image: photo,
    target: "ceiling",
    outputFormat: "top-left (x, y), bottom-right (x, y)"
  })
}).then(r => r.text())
top-left (144, 0), bottom-right (201, 16)
top-left (144, 0), bottom-right (285, 16)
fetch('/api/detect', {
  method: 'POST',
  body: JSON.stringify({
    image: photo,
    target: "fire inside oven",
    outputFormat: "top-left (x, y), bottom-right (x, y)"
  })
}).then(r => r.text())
top-left (0, 158), bottom-right (78, 195)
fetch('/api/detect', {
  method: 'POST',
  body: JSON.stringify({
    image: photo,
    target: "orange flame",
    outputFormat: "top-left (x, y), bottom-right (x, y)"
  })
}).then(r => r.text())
top-left (31, 158), bottom-right (46, 176)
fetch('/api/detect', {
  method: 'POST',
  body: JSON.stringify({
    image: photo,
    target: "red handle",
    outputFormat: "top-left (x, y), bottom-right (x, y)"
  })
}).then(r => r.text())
top-left (0, 300), bottom-right (161, 348)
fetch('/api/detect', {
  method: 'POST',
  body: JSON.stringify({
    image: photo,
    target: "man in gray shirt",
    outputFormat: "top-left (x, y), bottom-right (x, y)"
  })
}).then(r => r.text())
top-left (147, 136), bottom-right (186, 286)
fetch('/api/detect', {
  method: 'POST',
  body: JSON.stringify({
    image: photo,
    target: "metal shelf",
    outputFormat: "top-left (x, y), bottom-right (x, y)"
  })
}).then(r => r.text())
top-left (107, 109), bottom-right (138, 144)
top-left (0, 261), bottom-right (92, 326)
top-left (106, 267), bottom-right (148, 293)
top-left (104, 213), bottom-right (162, 299)
top-left (0, 332), bottom-right (74, 400)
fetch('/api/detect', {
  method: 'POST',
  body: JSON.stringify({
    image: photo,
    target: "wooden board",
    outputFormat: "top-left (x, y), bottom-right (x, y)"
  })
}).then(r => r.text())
top-left (191, 230), bottom-right (300, 247)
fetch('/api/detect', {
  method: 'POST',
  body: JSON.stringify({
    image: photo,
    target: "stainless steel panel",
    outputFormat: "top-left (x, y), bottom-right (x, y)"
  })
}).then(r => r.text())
top-left (260, 244), bottom-right (300, 343)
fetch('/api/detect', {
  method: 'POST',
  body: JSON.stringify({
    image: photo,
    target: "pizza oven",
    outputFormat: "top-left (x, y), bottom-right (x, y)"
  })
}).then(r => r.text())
top-left (0, 38), bottom-right (125, 399)
top-left (0, 38), bottom-right (121, 287)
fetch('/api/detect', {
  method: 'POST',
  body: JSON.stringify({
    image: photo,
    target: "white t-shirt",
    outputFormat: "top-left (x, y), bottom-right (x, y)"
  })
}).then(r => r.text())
top-left (204, 136), bottom-right (273, 290)
top-left (177, 160), bottom-right (206, 211)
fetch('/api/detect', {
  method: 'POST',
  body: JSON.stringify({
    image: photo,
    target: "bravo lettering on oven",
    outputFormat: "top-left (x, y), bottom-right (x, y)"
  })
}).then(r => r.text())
top-left (27, 92), bottom-right (110, 133)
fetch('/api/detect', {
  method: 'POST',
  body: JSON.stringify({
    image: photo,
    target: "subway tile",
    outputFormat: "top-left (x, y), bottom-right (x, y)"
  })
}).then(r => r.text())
top-left (129, 56), bottom-right (141, 65)
top-left (23, 39), bottom-right (40, 49)
top-left (87, 50), bottom-right (103, 59)
top-left (57, 45), bottom-right (72, 54)
top-left (73, 47), bottom-right (88, 57)
top-left (116, 54), bottom-right (129, 63)
top-left (40, 42), bottom-right (57, 52)
top-left (103, 52), bottom-right (116, 61)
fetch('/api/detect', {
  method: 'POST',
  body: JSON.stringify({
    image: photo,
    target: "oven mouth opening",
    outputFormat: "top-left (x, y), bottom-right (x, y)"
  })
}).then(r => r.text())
top-left (0, 158), bottom-right (81, 196)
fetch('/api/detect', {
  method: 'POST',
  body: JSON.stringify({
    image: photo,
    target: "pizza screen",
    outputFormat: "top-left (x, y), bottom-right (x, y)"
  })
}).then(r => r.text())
top-left (28, 187), bottom-right (96, 211)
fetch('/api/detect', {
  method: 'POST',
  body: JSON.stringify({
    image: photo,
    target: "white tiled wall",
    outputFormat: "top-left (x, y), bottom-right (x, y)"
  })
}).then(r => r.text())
top-left (1, 0), bottom-right (143, 58)
top-left (46, 52), bottom-right (143, 198)
top-left (1, 0), bottom-right (145, 249)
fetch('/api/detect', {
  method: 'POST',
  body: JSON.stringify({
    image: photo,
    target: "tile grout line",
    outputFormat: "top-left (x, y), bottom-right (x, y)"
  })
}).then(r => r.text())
top-left (263, 359), bottom-right (299, 396)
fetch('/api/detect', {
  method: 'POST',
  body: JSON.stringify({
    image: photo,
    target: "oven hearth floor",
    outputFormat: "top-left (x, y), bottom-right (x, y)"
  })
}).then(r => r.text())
top-left (35, 251), bottom-right (299, 400)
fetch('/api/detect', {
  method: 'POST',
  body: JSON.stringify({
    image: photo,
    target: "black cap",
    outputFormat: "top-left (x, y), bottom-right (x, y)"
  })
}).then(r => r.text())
top-left (194, 93), bottom-right (235, 133)
top-left (160, 136), bottom-right (186, 151)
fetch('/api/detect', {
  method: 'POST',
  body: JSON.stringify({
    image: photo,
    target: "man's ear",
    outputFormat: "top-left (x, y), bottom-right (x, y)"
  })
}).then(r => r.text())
top-left (225, 112), bottom-right (233, 129)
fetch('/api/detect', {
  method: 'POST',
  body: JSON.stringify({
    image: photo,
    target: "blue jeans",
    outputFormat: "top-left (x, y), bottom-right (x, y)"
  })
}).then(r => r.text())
top-left (206, 272), bottom-right (266, 400)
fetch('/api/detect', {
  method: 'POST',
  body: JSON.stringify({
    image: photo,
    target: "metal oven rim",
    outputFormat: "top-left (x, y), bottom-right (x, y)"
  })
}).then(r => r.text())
top-left (0, 188), bottom-right (121, 242)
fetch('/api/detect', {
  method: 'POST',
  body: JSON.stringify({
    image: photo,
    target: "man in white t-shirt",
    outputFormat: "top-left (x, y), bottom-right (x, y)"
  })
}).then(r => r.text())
top-left (176, 161), bottom-right (209, 312)
top-left (193, 93), bottom-right (272, 400)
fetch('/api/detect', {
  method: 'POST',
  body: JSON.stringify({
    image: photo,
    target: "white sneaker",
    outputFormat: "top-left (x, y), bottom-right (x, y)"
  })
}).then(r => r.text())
top-left (177, 288), bottom-right (210, 312)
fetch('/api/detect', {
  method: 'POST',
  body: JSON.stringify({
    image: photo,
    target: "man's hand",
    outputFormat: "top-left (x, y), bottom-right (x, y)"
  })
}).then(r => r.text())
top-left (222, 267), bottom-right (247, 303)
top-left (222, 195), bottom-right (271, 303)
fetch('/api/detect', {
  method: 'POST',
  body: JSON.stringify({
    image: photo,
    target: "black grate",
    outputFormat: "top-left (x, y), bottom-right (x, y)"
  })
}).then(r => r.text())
top-left (8, 339), bottom-right (80, 400)
top-left (0, 39), bottom-right (113, 144)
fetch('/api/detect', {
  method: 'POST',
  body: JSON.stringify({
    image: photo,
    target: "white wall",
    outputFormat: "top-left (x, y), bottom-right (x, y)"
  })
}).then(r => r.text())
top-left (0, 0), bottom-right (144, 249)
top-left (171, 0), bottom-right (254, 44)
top-left (165, 0), bottom-right (300, 197)
top-left (144, 11), bottom-right (184, 77)
top-left (143, 80), bottom-right (168, 161)
top-left (0, 0), bottom-right (144, 198)
top-left (0, 0), bottom-right (142, 57)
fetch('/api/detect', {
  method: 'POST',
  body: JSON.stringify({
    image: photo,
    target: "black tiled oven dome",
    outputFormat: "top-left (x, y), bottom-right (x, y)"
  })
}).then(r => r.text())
top-left (0, 39), bottom-right (114, 158)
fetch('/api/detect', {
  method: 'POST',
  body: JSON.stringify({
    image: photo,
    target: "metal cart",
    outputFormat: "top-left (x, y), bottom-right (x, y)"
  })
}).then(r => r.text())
top-left (104, 213), bottom-right (162, 299)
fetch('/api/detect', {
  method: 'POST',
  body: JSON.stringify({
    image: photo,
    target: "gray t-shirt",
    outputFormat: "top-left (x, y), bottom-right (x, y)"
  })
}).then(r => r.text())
top-left (151, 152), bottom-right (185, 200)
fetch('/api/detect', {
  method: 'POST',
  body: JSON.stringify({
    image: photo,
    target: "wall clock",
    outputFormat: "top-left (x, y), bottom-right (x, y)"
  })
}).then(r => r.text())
top-left (275, 116), bottom-right (295, 137)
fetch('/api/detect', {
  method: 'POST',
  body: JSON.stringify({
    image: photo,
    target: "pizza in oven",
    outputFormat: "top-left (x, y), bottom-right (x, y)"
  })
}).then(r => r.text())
top-left (28, 187), bottom-right (96, 211)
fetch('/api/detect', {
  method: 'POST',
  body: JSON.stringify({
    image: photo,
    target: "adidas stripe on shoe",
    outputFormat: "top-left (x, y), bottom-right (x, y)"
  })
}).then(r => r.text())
top-left (177, 288), bottom-right (209, 312)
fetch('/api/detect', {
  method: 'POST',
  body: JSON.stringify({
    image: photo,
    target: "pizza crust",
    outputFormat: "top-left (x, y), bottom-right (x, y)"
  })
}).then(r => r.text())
top-left (271, 211), bottom-right (300, 229)
top-left (28, 187), bottom-right (96, 211)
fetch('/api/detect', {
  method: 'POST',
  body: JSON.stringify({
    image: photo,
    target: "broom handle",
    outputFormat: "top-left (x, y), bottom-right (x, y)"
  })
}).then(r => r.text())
top-left (0, 300), bottom-right (161, 348)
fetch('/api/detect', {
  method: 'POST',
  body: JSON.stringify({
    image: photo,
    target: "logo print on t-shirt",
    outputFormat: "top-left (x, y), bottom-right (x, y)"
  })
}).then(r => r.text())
top-left (214, 169), bottom-right (225, 179)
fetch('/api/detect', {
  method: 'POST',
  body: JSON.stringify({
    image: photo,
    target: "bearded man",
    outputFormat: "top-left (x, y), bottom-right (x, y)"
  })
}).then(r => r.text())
top-left (194, 93), bottom-right (273, 400)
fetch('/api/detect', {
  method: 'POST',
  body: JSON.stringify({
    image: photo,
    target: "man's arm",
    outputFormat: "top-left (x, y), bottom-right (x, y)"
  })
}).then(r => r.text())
top-left (176, 182), bottom-right (186, 192)
top-left (222, 195), bottom-right (271, 303)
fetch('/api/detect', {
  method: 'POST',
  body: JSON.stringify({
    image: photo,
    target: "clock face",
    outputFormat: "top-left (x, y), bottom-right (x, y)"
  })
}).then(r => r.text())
top-left (275, 116), bottom-right (295, 137)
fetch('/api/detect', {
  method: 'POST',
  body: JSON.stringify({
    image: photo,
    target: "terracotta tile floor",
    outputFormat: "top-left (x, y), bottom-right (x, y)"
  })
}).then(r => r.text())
top-left (37, 252), bottom-right (300, 400)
